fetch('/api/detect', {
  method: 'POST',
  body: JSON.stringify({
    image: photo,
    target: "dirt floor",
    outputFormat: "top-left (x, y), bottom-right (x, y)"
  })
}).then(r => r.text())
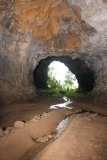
top-left (35, 113), bottom-right (107, 160)
top-left (0, 98), bottom-right (62, 127)
top-left (0, 98), bottom-right (107, 160)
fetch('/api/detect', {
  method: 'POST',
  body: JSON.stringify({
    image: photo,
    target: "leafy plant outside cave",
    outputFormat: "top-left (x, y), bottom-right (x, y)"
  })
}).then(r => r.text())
top-left (36, 62), bottom-right (88, 99)
top-left (47, 65), bottom-right (78, 94)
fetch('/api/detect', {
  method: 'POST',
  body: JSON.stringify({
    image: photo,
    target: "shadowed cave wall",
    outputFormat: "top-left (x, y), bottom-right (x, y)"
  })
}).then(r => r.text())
top-left (34, 56), bottom-right (95, 92)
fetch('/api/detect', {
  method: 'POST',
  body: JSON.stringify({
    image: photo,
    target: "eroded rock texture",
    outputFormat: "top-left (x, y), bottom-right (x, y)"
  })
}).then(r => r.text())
top-left (0, 0), bottom-right (107, 103)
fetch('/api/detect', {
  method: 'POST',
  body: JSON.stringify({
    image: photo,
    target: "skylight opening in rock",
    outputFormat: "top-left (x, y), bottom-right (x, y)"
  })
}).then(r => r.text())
top-left (47, 61), bottom-right (78, 90)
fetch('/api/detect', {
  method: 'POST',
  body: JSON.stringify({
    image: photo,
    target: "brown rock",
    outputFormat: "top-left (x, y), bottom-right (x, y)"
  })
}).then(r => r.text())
top-left (0, 128), bottom-right (4, 137)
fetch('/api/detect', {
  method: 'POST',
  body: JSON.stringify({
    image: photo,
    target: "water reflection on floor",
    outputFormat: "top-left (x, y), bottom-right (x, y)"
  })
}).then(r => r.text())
top-left (49, 96), bottom-right (73, 110)
top-left (53, 117), bottom-right (71, 138)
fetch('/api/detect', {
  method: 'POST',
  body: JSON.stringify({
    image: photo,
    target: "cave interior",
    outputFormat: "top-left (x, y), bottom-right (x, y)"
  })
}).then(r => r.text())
top-left (0, 0), bottom-right (107, 160)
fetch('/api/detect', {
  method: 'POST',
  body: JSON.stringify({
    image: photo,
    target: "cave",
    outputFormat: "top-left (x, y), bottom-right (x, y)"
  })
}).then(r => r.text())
top-left (0, 0), bottom-right (107, 160)
top-left (34, 56), bottom-right (95, 92)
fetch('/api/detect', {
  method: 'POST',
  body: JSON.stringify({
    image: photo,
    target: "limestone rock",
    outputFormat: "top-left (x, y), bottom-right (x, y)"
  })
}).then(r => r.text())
top-left (47, 135), bottom-right (53, 139)
top-left (14, 121), bottom-right (25, 128)
top-left (4, 129), bottom-right (9, 135)
top-left (4, 127), bottom-right (13, 135)
top-left (34, 116), bottom-right (41, 120)
top-left (42, 112), bottom-right (48, 117)
top-left (37, 136), bottom-right (49, 143)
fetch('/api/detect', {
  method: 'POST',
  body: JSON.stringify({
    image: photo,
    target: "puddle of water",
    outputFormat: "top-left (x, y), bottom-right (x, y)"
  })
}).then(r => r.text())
top-left (53, 117), bottom-right (71, 139)
top-left (49, 96), bottom-right (73, 110)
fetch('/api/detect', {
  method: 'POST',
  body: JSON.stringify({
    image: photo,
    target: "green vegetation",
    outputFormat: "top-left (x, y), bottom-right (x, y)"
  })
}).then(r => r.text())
top-left (36, 88), bottom-right (87, 99)
top-left (36, 62), bottom-right (87, 99)
top-left (47, 65), bottom-right (78, 92)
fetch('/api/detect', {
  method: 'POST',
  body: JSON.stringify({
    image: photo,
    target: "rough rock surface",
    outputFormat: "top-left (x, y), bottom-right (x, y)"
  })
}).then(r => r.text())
top-left (0, 0), bottom-right (107, 103)
top-left (14, 121), bottom-right (25, 128)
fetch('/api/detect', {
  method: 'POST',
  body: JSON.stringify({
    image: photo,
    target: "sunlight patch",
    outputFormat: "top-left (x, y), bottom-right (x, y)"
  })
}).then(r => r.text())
top-left (47, 61), bottom-right (78, 90)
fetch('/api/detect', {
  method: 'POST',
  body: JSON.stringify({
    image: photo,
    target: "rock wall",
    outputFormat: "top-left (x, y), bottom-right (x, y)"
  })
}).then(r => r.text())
top-left (0, 0), bottom-right (107, 103)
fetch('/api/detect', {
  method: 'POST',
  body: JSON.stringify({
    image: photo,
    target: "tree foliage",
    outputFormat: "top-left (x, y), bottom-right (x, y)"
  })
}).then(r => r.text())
top-left (47, 67), bottom-right (62, 90)
top-left (47, 66), bottom-right (78, 93)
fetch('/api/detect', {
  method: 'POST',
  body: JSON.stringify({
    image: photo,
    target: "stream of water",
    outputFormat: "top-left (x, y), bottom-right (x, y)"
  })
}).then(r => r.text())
top-left (53, 117), bottom-right (71, 138)
top-left (49, 96), bottom-right (74, 110)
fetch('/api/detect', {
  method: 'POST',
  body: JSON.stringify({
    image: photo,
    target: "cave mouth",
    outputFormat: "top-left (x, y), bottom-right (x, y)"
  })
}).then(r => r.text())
top-left (47, 61), bottom-right (78, 92)
top-left (33, 56), bottom-right (95, 97)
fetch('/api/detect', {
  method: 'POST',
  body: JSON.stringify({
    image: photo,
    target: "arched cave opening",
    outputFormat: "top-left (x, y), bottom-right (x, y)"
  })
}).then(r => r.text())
top-left (47, 61), bottom-right (78, 91)
top-left (33, 56), bottom-right (95, 96)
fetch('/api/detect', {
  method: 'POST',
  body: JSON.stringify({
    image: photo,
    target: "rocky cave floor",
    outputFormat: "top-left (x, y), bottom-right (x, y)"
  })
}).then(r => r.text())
top-left (0, 97), bottom-right (107, 160)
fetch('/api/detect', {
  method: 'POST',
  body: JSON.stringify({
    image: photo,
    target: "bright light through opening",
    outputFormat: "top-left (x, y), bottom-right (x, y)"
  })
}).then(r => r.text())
top-left (48, 61), bottom-right (78, 89)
